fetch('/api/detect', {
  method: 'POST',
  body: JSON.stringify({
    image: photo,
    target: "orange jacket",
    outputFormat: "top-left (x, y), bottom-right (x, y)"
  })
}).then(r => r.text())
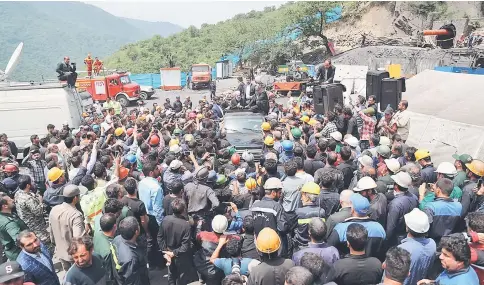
top-left (84, 57), bottom-right (93, 67)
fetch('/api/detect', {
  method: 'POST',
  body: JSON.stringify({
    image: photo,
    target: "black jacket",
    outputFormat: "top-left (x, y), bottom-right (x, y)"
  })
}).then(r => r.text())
top-left (56, 62), bottom-right (76, 77)
top-left (316, 65), bottom-right (336, 83)
top-left (173, 100), bottom-right (183, 113)
top-left (111, 236), bottom-right (150, 285)
top-left (385, 192), bottom-right (418, 246)
top-left (157, 214), bottom-right (191, 256)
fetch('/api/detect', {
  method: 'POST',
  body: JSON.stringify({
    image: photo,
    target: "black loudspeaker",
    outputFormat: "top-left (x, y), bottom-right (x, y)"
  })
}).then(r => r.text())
top-left (380, 78), bottom-right (402, 112)
top-left (366, 70), bottom-right (389, 102)
top-left (313, 84), bottom-right (344, 115)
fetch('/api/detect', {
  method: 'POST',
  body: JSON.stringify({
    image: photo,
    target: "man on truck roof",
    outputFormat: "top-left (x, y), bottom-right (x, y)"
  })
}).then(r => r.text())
top-left (56, 56), bottom-right (78, 88)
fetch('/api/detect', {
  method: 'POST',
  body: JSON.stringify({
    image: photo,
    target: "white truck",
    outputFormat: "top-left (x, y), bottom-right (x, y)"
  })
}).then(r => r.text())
top-left (0, 83), bottom-right (93, 159)
top-left (0, 42), bottom-right (93, 159)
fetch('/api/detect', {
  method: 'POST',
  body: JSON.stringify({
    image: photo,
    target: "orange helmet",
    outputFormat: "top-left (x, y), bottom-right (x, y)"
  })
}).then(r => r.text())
top-left (149, 135), bottom-right (160, 146)
top-left (231, 153), bottom-right (241, 165)
top-left (245, 178), bottom-right (257, 191)
top-left (3, 164), bottom-right (18, 173)
top-left (119, 167), bottom-right (129, 180)
top-left (126, 128), bottom-right (134, 136)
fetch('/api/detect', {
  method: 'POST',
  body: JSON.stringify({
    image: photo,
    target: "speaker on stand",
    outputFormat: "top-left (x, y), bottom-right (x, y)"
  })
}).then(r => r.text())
top-left (366, 70), bottom-right (389, 103)
top-left (313, 84), bottom-right (344, 115)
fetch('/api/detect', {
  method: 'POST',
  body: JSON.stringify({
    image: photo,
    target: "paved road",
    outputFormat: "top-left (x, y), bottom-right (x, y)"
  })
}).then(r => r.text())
top-left (131, 77), bottom-right (240, 111)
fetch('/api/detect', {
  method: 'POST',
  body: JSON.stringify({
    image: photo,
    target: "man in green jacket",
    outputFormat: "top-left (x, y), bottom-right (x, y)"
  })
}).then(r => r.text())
top-left (93, 213), bottom-right (116, 275)
top-left (418, 161), bottom-right (462, 210)
top-left (452, 153), bottom-right (473, 189)
top-left (0, 193), bottom-right (28, 261)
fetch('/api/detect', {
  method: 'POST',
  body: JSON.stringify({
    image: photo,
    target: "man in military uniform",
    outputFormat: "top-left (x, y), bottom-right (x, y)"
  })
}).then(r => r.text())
top-left (0, 193), bottom-right (28, 261)
top-left (14, 175), bottom-right (53, 255)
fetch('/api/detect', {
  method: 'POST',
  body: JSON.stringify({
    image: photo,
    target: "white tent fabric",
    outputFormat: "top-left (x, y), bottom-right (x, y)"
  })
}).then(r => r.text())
top-left (403, 70), bottom-right (484, 164)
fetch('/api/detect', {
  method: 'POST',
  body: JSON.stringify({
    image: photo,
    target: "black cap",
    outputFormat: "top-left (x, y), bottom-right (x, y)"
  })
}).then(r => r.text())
top-left (0, 261), bottom-right (24, 283)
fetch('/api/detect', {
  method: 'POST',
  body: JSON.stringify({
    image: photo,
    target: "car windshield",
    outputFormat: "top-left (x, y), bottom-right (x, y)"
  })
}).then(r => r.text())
top-left (192, 66), bottom-right (209, 73)
top-left (120, 76), bottom-right (131, 84)
top-left (225, 116), bottom-right (262, 133)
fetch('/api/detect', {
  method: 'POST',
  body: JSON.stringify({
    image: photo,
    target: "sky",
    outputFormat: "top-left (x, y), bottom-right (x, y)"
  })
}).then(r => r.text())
top-left (86, 1), bottom-right (288, 28)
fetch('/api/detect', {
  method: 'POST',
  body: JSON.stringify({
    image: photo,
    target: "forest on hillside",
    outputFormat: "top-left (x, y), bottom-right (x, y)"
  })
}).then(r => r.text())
top-left (106, 1), bottom-right (342, 73)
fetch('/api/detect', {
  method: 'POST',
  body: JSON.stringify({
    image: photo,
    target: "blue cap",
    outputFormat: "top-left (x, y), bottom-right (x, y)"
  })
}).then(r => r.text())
top-left (2, 178), bottom-right (18, 191)
top-left (350, 193), bottom-right (370, 216)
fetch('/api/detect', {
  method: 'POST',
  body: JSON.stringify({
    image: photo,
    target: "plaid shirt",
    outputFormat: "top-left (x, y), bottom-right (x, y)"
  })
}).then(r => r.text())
top-left (358, 111), bottom-right (376, 141)
top-left (321, 121), bottom-right (338, 139)
top-left (26, 159), bottom-right (47, 184)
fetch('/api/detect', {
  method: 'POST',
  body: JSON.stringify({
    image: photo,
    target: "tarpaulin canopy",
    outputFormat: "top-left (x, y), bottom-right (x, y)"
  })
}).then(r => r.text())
top-left (403, 69), bottom-right (484, 163)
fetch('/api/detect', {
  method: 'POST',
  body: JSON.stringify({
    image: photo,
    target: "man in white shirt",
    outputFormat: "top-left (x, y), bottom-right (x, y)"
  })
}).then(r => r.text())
top-left (390, 100), bottom-right (410, 143)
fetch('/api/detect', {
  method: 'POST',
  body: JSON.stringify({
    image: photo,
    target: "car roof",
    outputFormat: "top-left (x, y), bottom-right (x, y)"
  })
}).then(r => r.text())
top-left (224, 111), bottom-right (264, 118)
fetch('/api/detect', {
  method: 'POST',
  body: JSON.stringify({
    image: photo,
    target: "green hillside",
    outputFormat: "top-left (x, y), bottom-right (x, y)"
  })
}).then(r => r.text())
top-left (0, 1), bottom-right (182, 81)
top-left (105, 2), bottom-right (334, 73)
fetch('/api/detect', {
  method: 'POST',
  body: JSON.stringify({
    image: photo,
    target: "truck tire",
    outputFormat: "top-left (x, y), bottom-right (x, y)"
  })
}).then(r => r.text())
top-left (117, 95), bottom-right (129, 107)
top-left (140, 91), bottom-right (148, 100)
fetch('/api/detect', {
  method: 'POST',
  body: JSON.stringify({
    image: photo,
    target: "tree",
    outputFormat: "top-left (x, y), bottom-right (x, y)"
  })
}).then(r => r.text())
top-left (284, 1), bottom-right (339, 54)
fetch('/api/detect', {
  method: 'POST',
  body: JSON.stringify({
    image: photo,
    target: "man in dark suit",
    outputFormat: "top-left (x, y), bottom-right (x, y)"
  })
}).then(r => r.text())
top-left (316, 59), bottom-right (336, 84)
top-left (16, 230), bottom-right (60, 285)
top-left (56, 56), bottom-right (77, 87)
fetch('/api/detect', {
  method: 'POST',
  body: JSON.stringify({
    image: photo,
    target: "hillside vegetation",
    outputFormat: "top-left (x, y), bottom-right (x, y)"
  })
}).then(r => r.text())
top-left (0, 1), bottom-right (182, 81)
top-left (106, 2), bottom-right (341, 73)
top-left (106, 1), bottom-right (483, 74)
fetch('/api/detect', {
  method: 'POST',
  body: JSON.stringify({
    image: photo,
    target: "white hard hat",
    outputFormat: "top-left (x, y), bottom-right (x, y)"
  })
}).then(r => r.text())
top-left (358, 155), bottom-right (373, 168)
top-left (233, 90), bottom-right (240, 96)
top-left (264, 177), bottom-right (283, 190)
top-left (344, 136), bottom-right (359, 148)
top-left (330, 131), bottom-right (343, 142)
top-left (255, 76), bottom-right (262, 83)
top-left (379, 136), bottom-right (391, 146)
top-left (435, 161), bottom-right (457, 176)
top-left (404, 208), bottom-right (430, 233)
top-left (384, 158), bottom-right (401, 173)
top-left (169, 145), bottom-right (181, 154)
top-left (353, 176), bottom-right (377, 192)
top-left (391, 171), bottom-right (412, 188)
top-left (241, 151), bottom-right (254, 162)
top-left (212, 215), bottom-right (228, 234)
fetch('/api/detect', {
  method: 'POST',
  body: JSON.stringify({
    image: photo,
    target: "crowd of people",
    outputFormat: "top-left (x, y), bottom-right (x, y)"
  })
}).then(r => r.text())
top-left (1, 76), bottom-right (484, 285)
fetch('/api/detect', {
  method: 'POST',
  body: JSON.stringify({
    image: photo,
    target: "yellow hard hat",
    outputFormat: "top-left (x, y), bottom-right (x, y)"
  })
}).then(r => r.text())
top-left (197, 114), bottom-right (204, 119)
top-left (114, 128), bottom-right (124, 137)
top-left (48, 167), bottom-right (64, 182)
top-left (301, 116), bottom-right (310, 123)
top-left (245, 178), bottom-right (257, 191)
top-left (264, 136), bottom-right (275, 146)
top-left (415, 149), bottom-right (431, 161)
top-left (466, 159), bottom-right (484, 177)
top-left (261, 122), bottom-right (271, 131)
top-left (308, 118), bottom-right (317, 126)
top-left (169, 139), bottom-right (179, 147)
top-left (301, 182), bottom-right (321, 195)
top-left (82, 112), bottom-right (89, 118)
top-left (256, 227), bottom-right (281, 254)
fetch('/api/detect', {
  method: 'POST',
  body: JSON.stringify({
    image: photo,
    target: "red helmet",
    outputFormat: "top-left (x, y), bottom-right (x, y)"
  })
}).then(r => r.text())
top-left (189, 112), bottom-right (197, 119)
top-left (149, 135), bottom-right (160, 146)
top-left (126, 128), bottom-right (134, 136)
top-left (231, 153), bottom-right (241, 166)
top-left (3, 163), bottom-right (18, 173)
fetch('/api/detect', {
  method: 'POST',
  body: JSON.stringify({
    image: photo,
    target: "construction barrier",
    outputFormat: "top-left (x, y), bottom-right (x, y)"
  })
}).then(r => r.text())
top-left (435, 66), bottom-right (484, 75)
top-left (130, 69), bottom-right (216, 89)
